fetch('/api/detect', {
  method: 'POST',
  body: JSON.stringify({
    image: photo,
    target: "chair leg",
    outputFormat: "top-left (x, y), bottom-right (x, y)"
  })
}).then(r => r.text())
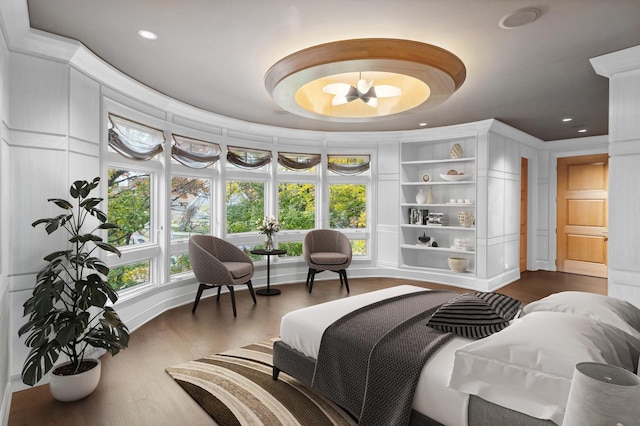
top-left (341, 270), bottom-right (350, 293)
top-left (338, 271), bottom-right (344, 287)
top-left (308, 269), bottom-right (317, 293)
top-left (305, 268), bottom-right (311, 287)
top-left (216, 285), bottom-right (222, 301)
top-left (273, 366), bottom-right (280, 381)
top-left (247, 280), bottom-right (257, 304)
top-left (192, 284), bottom-right (206, 313)
top-left (227, 285), bottom-right (237, 317)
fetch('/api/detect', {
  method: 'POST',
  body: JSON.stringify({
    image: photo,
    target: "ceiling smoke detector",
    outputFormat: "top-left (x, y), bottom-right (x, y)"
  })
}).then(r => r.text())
top-left (499, 8), bottom-right (541, 29)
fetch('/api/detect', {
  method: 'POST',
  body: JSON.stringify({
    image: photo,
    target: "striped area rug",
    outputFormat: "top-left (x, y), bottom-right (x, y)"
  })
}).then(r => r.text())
top-left (166, 338), bottom-right (356, 425)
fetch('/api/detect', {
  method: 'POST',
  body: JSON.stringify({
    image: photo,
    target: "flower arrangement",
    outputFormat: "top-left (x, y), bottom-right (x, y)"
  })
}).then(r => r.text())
top-left (257, 216), bottom-right (281, 251)
top-left (257, 216), bottom-right (281, 236)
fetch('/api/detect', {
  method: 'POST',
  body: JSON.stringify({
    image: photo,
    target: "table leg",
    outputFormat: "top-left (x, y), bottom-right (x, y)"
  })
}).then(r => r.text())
top-left (256, 254), bottom-right (281, 296)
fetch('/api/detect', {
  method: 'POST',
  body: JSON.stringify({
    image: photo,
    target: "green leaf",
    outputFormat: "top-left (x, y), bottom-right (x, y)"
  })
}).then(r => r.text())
top-left (97, 223), bottom-right (120, 230)
top-left (50, 198), bottom-right (73, 210)
top-left (43, 250), bottom-right (71, 262)
top-left (21, 342), bottom-right (60, 386)
top-left (95, 242), bottom-right (121, 256)
top-left (93, 209), bottom-right (108, 223)
top-left (80, 197), bottom-right (102, 209)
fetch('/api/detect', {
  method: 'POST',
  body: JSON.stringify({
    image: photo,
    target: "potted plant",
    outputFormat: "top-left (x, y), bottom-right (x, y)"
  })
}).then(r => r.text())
top-left (18, 177), bottom-right (129, 401)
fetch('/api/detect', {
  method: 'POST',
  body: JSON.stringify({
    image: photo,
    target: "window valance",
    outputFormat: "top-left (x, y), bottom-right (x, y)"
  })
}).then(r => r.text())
top-left (327, 155), bottom-right (371, 175)
top-left (108, 114), bottom-right (165, 161)
top-left (277, 152), bottom-right (322, 171)
top-left (171, 134), bottom-right (221, 169)
top-left (227, 146), bottom-right (272, 169)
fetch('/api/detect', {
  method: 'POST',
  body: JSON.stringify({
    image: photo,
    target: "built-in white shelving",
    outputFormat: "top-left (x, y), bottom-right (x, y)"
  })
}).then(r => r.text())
top-left (399, 137), bottom-right (477, 278)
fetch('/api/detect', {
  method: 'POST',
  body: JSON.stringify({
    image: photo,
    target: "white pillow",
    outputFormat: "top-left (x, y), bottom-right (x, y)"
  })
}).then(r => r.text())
top-left (448, 311), bottom-right (640, 425)
top-left (521, 291), bottom-right (640, 337)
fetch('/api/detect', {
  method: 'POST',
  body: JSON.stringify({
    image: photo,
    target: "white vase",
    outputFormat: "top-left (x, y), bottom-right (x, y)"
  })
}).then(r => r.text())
top-left (426, 187), bottom-right (435, 204)
top-left (416, 188), bottom-right (427, 204)
top-left (49, 358), bottom-right (101, 402)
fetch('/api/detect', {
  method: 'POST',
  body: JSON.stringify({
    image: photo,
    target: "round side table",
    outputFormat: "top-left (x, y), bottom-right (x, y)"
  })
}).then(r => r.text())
top-left (250, 249), bottom-right (286, 296)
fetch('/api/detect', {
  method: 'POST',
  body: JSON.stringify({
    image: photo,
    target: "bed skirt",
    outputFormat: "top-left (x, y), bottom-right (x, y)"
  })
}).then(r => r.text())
top-left (272, 340), bottom-right (554, 426)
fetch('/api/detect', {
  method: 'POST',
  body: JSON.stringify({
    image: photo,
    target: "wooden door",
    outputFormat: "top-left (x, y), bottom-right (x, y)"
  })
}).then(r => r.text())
top-left (557, 154), bottom-right (608, 277)
top-left (520, 158), bottom-right (528, 272)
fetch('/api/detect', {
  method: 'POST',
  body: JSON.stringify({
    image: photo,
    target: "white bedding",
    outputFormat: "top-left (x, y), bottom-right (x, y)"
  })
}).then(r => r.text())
top-left (279, 285), bottom-right (472, 426)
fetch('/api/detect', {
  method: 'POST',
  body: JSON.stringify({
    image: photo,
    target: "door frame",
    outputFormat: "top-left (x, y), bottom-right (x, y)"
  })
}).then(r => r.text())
top-left (520, 145), bottom-right (537, 272)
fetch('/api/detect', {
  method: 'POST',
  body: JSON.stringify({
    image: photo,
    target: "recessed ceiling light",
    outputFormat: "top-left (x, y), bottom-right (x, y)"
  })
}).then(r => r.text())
top-left (499, 8), bottom-right (541, 29)
top-left (578, 129), bottom-right (587, 133)
top-left (419, 122), bottom-right (428, 127)
top-left (138, 30), bottom-right (158, 40)
top-left (562, 117), bottom-right (573, 122)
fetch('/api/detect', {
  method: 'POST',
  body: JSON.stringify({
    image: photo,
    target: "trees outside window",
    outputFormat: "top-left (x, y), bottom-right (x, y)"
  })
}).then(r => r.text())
top-left (107, 169), bottom-right (151, 246)
top-left (226, 181), bottom-right (264, 234)
top-left (170, 176), bottom-right (211, 240)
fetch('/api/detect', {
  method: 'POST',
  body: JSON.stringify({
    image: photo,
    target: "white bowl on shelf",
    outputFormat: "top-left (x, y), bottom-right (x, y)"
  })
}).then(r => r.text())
top-left (440, 173), bottom-right (472, 182)
top-left (447, 257), bottom-right (468, 273)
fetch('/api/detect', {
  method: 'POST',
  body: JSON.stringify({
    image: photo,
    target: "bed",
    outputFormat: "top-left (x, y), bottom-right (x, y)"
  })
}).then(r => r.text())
top-left (272, 285), bottom-right (640, 426)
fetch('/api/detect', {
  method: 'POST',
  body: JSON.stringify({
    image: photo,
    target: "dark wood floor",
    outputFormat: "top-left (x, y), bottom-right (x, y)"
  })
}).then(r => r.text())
top-left (9, 271), bottom-right (606, 426)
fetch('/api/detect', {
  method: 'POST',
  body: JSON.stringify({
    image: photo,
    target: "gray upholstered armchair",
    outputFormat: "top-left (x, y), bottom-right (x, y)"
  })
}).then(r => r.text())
top-left (303, 229), bottom-right (352, 293)
top-left (189, 235), bottom-right (256, 317)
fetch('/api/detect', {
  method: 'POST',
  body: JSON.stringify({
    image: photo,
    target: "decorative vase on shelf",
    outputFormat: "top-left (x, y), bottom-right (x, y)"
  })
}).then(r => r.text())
top-left (451, 143), bottom-right (463, 159)
top-left (426, 187), bottom-right (435, 204)
top-left (264, 234), bottom-right (274, 252)
top-left (416, 188), bottom-right (427, 204)
top-left (458, 210), bottom-right (475, 227)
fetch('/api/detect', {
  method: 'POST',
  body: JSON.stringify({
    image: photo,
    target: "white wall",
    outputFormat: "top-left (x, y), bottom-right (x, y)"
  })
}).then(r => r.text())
top-left (0, 17), bottom-right (11, 425)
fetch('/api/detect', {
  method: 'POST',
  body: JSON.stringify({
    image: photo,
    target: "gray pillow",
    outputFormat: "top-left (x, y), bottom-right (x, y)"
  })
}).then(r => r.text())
top-left (427, 292), bottom-right (521, 339)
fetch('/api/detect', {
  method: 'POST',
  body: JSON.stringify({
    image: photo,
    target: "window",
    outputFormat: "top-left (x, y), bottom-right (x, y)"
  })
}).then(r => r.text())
top-left (107, 169), bottom-right (152, 246)
top-left (327, 154), bottom-right (371, 257)
top-left (329, 183), bottom-right (366, 229)
top-left (170, 176), bottom-right (211, 240)
top-left (278, 182), bottom-right (316, 256)
top-left (108, 259), bottom-right (151, 291)
top-left (106, 114), bottom-right (164, 292)
top-left (226, 181), bottom-right (265, 234)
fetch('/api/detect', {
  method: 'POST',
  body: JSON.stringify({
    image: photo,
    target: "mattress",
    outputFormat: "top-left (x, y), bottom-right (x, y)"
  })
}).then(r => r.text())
top-left (279, 285), bottom-right (472, 426)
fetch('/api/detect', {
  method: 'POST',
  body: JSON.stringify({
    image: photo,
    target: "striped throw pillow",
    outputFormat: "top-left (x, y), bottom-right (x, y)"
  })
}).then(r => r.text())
top-left (427, 292), bottom-right (522, 339)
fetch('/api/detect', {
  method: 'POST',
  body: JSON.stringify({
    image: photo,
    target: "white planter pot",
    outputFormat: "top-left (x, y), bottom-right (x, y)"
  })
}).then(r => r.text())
top-left (49, 358), bottom-right (101, 402)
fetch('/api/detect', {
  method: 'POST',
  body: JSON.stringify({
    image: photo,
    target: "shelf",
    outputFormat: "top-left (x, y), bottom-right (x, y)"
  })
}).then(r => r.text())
top-left (400, 224), bottom-right (475, 231)
top-left (401, 244), bottom-right (475, 254)
top-left (401, 157), bottom-right (475, 165)
top-left (401, 203), bottom-right (475, 208)
top-left (401, 181), bottom-right (475, 186)
top-left (400, 264), bottom-right (475, 275)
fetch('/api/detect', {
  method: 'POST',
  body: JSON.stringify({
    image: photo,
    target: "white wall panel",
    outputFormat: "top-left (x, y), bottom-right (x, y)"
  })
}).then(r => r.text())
top-left (487, 134), bottom-right (505, 172)
top-left (486, 242), bottom-right (504, 278)
top-left (70, 68), bottom-right (100, 143)
top-left (504, 178), bottom-right (520, 236)
top-left (609, 68), bottom-right (640, 142)
top-left (377, 142), bottom-right (399, 174)
top-left (376, 225), bottom-right (398, 266)
top-left (487, 176), bottom-right (505, 239)
top-left (69, 151), bottom-right (100, 186)
top-left (10, 147), bottom-right (68, 275)
top-left (504, 238), bottom-right (520, 272)
top-left (9, 53), bottom-right (68, 135)
top-left (609, 154), bottom-right (640, 272)
top-left (377, 180), bottom-right (399, 225)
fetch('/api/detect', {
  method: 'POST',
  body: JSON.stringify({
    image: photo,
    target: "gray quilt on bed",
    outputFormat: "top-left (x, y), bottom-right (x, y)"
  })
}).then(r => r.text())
top-left (312, 290), bottom-right (457, 426)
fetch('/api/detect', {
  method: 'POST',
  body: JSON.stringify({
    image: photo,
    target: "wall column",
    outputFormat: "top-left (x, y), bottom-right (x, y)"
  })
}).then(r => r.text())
top-left (591, 45), bottom-right (640, 306)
